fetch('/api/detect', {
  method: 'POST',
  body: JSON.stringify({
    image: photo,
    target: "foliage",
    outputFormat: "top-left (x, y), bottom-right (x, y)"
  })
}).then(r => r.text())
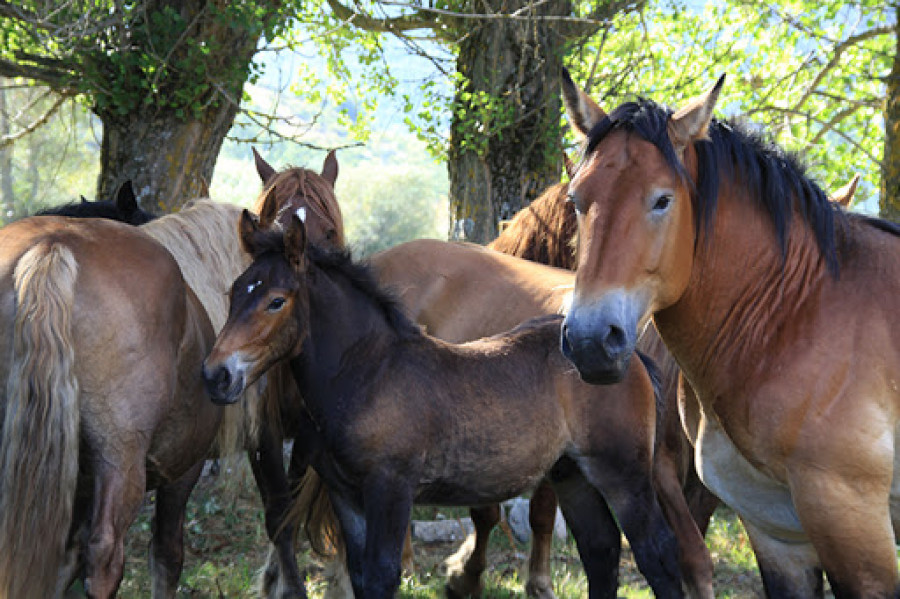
top-left (565, 0), bottom-right (894, 211)
top-left (0, 2), bottom-right (298, 120)
top-left (340, 164), bottom-right (447, 257)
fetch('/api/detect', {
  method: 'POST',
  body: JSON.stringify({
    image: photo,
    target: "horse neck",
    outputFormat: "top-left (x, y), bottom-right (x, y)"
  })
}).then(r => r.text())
top-left (291, 262), bottom-right (407, 420)
top-left (654, 185), bottom-right (829, 393)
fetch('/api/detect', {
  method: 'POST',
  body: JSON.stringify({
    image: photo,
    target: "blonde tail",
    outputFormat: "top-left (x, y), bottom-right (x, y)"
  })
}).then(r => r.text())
top-left (0, 242), bottom-right (80, 598)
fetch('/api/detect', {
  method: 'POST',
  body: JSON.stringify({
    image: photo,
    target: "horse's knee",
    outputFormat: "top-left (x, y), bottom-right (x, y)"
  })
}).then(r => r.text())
top-left (85, 525), bottom-right (125, 598)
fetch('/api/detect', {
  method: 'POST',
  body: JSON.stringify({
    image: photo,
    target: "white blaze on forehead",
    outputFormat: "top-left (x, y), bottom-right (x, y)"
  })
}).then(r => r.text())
top-left (247, 280), bottom-right (262, 294)
top-left (296, 207), bottom-right (307, 222)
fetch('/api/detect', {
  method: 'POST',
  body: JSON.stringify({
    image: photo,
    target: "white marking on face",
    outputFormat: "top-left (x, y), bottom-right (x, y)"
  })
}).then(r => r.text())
top-left (247, 280), bottom-right (262, 295)
top-left (296, 207), bottom-right (307, 222)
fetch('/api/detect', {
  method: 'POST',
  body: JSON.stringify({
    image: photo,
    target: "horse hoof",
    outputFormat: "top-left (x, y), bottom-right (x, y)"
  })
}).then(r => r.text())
top-left (525, 576), bottom-right (557, 599)
top-left (445, 576), bottom-right (483, 599)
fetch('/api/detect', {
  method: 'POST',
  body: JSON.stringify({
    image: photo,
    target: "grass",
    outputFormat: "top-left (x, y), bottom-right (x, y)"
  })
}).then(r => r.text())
top-left (114, 464), bottom-right (773, 598)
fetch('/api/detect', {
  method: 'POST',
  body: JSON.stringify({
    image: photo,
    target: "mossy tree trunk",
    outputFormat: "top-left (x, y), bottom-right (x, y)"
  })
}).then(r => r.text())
top-left (881, 9), bottom-right (900, 222)
top-left (447, 0), bottom-right (570, 243)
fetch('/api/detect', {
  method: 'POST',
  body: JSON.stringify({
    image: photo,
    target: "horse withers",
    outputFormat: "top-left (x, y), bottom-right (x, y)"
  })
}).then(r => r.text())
top-left (560, 69), bottom-right (900, 597)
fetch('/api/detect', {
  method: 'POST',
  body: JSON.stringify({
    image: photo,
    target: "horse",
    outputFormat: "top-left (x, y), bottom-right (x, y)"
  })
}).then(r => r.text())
top-left (559, 68), bottom-right (900, 597)
top-left (202, 209), bottom-right (691, 599)
top-left (137, 199), bottom-right (310, 598)
top-left (250, 148), bottom-right (715, 598)
top-left (0, 215), bottom-right (219, 598)
top-left (34, 181), bottom-right (156, 225)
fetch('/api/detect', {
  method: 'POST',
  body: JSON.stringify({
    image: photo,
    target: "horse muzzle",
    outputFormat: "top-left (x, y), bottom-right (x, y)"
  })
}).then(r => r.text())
top-left (561, 291), bottom-right (641, 385)
top-left (201, 359), bottom-right (246, 405)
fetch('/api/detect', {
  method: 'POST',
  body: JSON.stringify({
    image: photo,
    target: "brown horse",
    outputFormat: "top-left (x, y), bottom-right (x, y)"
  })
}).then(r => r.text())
top-left (0, 216), bottom-right (219, 598)
top-left (560, 69), bottom-right (900, 597)
top-left (250, 149), bottom-right (715, 598)
top-left (202, 209), bottom-right (690, 598)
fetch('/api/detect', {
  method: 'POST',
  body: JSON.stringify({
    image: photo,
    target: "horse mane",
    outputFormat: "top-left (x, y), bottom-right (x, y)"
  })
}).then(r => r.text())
top-left (251, 228), bottom-right (421, 339)
top-left (488, 182), bottom-right (577, 270)
top-left (253, 166), bottom-right (345, 245)
top-left (584, 99), bottom-right (844, 276)
top-left (141, 200), bottom-right (247, 332)
top-left (141, 199), bottom-right (260, 455)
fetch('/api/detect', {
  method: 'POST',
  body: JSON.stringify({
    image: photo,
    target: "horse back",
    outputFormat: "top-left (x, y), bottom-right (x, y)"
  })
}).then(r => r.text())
top-left (0, 217), bottom-right (218, 484)
top-left (370, 239), bottom-right (574, 343)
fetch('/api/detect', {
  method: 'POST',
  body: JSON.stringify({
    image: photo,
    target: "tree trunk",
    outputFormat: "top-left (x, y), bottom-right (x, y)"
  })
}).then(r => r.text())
top-left (881, 11), bottom-right (900, 221)
top-left (0, 88), bottom-right (13, 219)
top-left (97, 101), bottom-right (238, 212)
top-left (448, 0), bottom-right (570, 243)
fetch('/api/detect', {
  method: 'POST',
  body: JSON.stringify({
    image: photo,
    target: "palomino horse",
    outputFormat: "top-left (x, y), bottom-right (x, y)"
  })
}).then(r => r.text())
top-left (202, 210), bottom-right (689, 599)
top-left (250, 148), bottom-right (714, 597)
top-left (560, 69), bottom-right (900, 596)
top-left (0, 216), bottom-right (219, 598)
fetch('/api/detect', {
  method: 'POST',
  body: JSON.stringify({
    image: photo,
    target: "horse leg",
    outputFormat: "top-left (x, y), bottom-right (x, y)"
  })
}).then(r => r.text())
top-left (84, 463), bottom-right (146, 598)
top-left (574, 456), bottom-right (683, 599)
top-left (525, 481), bottom-right (559, 599)
top-left (326, 489), bottom-right (368, 597)
top-left (149, 460), bottom-right (203, 598)
top-left (683, 466), bottom-right (719, 536)
top-left (547, 459), bottom-right (621, 599)
top-left (250, 425), bottom-right (307, 599)
top-left (361, 472), bottom-right (415, 599)
top-left (787, 463), bottom-right (898, 598)
top-left (445, 504), bottom-right (500, 598)
top-left (652, 450), bottom-right (713, 599)
top-left (740, 519), bottom-right (823, 598)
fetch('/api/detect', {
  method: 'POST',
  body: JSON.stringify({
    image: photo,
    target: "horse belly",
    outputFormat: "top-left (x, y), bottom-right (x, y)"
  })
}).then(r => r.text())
top-left (416, 436), bottom-right (564, 506)
top-left (696, 416), bottom-right (806, 542)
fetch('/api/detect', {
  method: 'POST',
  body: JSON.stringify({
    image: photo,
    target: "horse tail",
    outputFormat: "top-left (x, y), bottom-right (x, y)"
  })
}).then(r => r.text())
top-left (0, 241), bottom-right (80, 598)
top-left (289, 468), bottom-right (344, 559)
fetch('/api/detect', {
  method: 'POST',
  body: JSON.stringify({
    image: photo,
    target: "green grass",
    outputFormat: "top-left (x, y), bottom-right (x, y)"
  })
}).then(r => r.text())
top-left (113, 468), bottom-right (770, 598)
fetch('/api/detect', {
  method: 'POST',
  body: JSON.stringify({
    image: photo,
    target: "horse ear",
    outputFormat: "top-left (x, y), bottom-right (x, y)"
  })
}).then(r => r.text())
top-left (257, 186), bottom-right (279, 228)
top-left (284, 214), bottom-right (308, 271)
top-left (80, 195), bottom-right (88, 204)
top-left (252, 147), bottom-right (276, 185)
top-left (830, 173), bottom-right (860, 208)
top-left (668, 74), bottom-right (725, 155)
top-left (561, 68), bottom-right (606, 140)
top-left (239, 209), bottom-right (261, 256)
top-left (563, 153), bottom-right (577, 179)
top-left (322, 150), bottom-right (338, 187)
top-left (116, 181), bottom-right (138, 215)
top-left (198, 175), bottom-right (210, 198)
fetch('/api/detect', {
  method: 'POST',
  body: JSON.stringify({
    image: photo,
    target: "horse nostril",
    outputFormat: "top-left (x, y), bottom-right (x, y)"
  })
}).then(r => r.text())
top-left (213, 367), bottom-right (231, 392)
top-left (604, 324), bottom-right (627, 354)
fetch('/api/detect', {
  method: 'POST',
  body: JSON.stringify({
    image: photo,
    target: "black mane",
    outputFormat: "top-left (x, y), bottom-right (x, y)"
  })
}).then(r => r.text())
top-left (35, 198), bottom-right (156, 225)
top-left (584, 99), bottom-right (845, 276)
top-left (251, 229), bottom-right (421, 339)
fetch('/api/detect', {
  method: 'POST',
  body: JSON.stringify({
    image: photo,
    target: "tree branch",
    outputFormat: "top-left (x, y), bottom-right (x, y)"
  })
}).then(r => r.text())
top-left (0, 57), bottom-right (72, 88)
top-left (791, 25), bottom-right (894, 113)
top-left (0, 94), bottom-right (67, 149)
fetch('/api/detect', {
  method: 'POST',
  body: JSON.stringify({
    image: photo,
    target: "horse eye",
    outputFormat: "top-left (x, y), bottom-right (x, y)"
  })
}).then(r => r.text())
top-left (325, 230), bottom-right (336, 241)
top-left (267, 297), bottom-right (285, 312)
top-left (566, 192), bottom-right (582, 214)
top-left (652, 194), bottom-right (673, 212)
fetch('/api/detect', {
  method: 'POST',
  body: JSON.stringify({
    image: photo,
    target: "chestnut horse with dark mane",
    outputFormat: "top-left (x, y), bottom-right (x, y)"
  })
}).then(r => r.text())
top-left (203, 207), bottom-right (691, 598)
top-left (0, 214), bottom-right (218, 598)
top-left (560, 69), bottom-right (900, 597)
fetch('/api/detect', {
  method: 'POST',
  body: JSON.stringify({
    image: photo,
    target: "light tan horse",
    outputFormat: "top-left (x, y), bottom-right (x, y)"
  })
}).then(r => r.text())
top-left (0, 216), bottom-right (219, 598)
top-left (560, 69), bottom-right (900, 597)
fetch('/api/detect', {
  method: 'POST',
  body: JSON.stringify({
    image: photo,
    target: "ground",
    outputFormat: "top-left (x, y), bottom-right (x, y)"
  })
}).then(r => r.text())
top-left (106, 459), bottom-right (774, 598)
